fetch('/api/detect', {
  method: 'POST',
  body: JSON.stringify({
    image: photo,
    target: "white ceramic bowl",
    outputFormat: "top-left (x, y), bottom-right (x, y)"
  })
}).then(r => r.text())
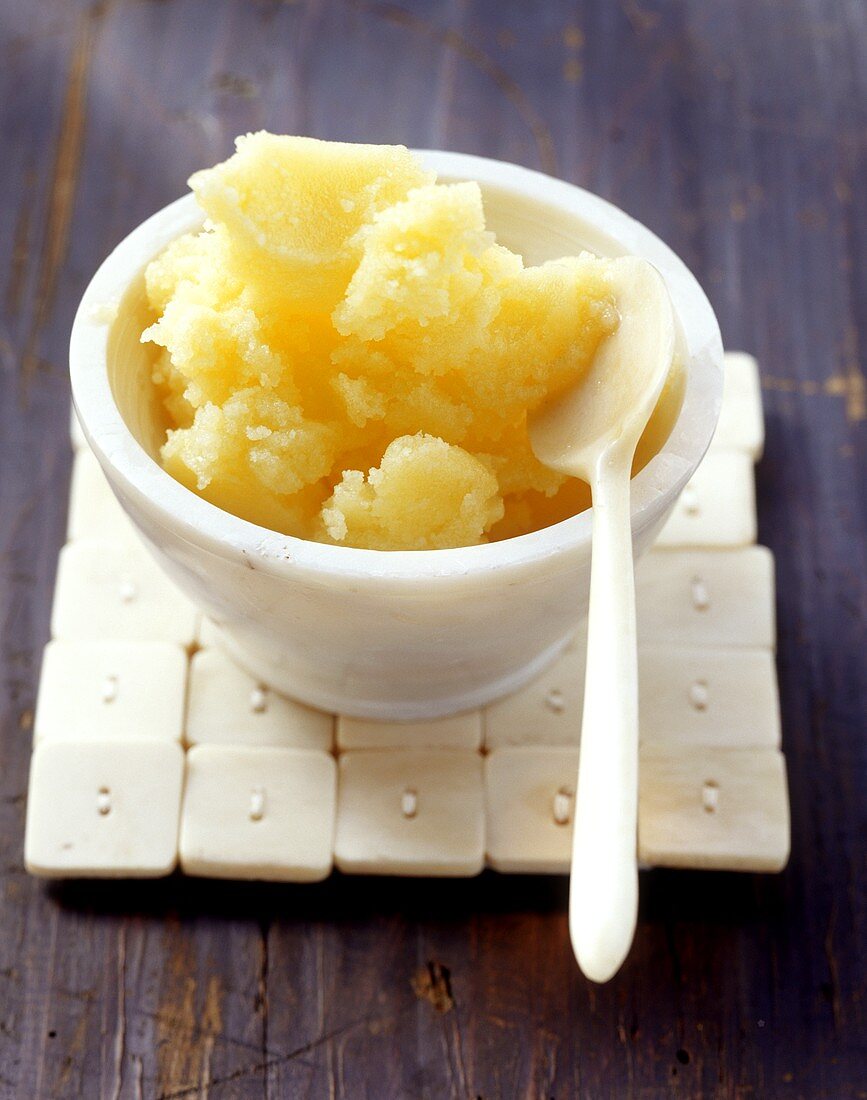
top-left (70, 151), bottom-right (723, 719)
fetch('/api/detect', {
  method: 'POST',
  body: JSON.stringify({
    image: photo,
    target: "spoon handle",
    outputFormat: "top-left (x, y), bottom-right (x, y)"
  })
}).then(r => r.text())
top-left (569, 454), bottom-right (639, 983)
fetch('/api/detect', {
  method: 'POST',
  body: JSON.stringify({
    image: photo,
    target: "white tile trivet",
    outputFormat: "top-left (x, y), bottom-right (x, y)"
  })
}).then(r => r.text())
top-left (337, 709), bottom-right (482, 750)
top-left (70, 405), bottom-right (87, 452)
top-left (35, 639), bottom-right (187, 744)
top-left (25, 349), bottom-right (789, 880)
top-left (52, 539), bottom-right (199, 647)
top-left (25, 741), bottom-right (184, 877)
top-left (638, 645), bottom-right (780, 748)
top-left (195, 615), bottom-right (224, 650)
top-left (656, 451), bottom-right (757, 548)
top-left (711, 352), bottom-right (765, 458)
top-left (67, 449), bottom-right (135, 544)
top-left (637, 747), bottom-right (789, 871)
top-left (484, 642), bottom-right (585, 748)
top-left (186, 649), bottom-right (334, 751)
top-left (485, 748), bottom-right (578, 873)
top-left (180, 746), bottom-right (336, 881)
top-left (636, 546), bottom-right (776, 650)
top-left (335, 751), bottom-right (485, 876)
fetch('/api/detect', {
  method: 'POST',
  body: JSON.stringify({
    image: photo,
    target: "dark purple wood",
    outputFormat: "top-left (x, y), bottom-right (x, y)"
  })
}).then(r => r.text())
top-left (1, 1), bottom-right (864, 1095)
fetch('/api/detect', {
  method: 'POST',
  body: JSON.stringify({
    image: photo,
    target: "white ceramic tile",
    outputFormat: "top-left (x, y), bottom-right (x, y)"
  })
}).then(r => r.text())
top-left (636, 547), bottom-right (775, 650)
top-left (186, 649), bottom-right (333, 750)
top-left (34, 639), bottom-right (188, 744)
top-left (638, 747), bottom-right (789, 872)
top-left (51, 539), bottom-right (199, 646)
top-left (180, 746), bottom-right (336, 881)
top-left (67, 449), bottom-right (134, 544)
top-left (337, 710), bottom-right (482, 750)
top-left (656, 451), bottom-right (757, 548)
top-left (195, 615), bottom-right (224, 650)
top-left (484, 642), bottom-right (585, 749)
top-left (70, 404), bottom-right (87, 451)
top-left (639, 645), bottom-right (780, 748)
top-left (335, 750), bottom-right (484, 876)
top-left (711, 352), bottom-right (765, 458)
top-left (24, 741), bottom-right (184, 877)
top-left (485, 748), bottom-right (578, 873)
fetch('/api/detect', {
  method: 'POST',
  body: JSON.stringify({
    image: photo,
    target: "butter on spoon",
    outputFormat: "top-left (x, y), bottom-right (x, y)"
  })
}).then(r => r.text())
top-left (528, 256), bottom-right (675, 983)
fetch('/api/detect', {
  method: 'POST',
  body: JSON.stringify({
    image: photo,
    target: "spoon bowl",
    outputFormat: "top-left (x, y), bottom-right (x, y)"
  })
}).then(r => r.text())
top-left (529, 257), bottom-right (676, 480)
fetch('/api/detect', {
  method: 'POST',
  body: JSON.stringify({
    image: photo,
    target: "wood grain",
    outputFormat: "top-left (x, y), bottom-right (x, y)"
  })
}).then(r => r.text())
top-left (1, 0), bottom-right (865, 1096)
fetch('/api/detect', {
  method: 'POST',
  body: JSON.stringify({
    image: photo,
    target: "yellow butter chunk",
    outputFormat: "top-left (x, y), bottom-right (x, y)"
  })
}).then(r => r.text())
top-left (190, 132), bottom-right (434, 305)
top-left (323, 433), bottom-right (504, 551)
top-left (143, 133), bottom-right (623, 550)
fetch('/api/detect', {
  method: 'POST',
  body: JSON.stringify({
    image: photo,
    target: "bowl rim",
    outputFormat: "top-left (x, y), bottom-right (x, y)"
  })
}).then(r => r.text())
top-left (70, 148), bottom-right (723, 582)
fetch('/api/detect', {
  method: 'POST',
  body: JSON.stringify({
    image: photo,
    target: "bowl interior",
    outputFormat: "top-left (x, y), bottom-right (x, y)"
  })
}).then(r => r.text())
top-left (108, 279), bottom-right (172, 463)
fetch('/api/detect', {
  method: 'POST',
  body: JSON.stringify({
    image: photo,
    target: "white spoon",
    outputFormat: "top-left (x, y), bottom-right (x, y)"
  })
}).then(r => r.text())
top-left (528, 257), bottom-right (675, 982)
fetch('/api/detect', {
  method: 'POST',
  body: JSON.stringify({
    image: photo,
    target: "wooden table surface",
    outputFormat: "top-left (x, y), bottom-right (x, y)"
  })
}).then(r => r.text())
top-left (2, 1), bottom-right (865, 1097)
